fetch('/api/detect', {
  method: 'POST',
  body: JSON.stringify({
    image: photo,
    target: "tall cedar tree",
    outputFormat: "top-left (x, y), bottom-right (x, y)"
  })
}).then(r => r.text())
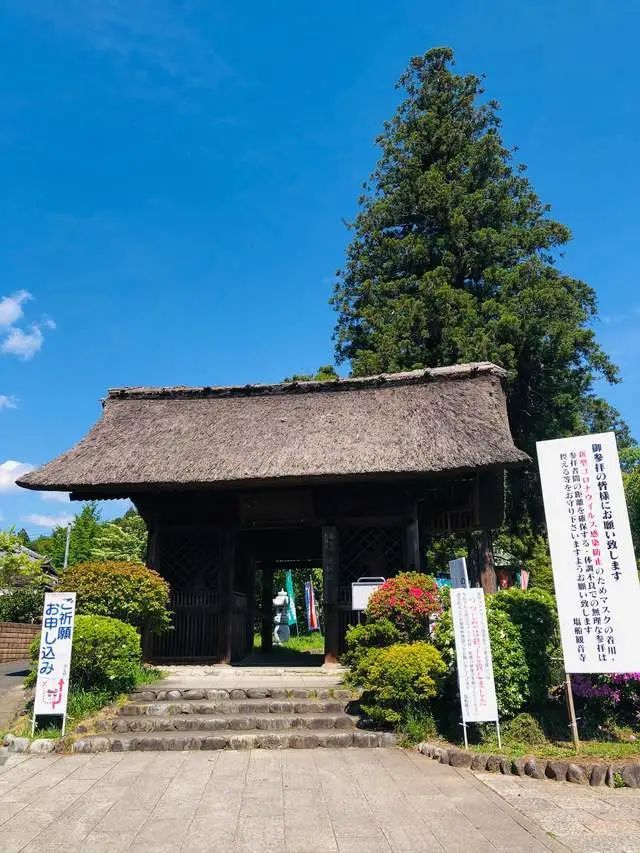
top-left (332, 48), bottom-right (625, 522)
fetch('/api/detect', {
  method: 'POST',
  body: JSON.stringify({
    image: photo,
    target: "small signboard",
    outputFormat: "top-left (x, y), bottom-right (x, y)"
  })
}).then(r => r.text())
top-left (451, 588), bottom-right (499, 723)
top-left (351, 577), bottom-right (385, 611)
top-left (33, 592), bottom-right (76, 733)
top-left (537, 432), bottom-right (640, 674)
top-left (448, 557), bottom-right (469, 589)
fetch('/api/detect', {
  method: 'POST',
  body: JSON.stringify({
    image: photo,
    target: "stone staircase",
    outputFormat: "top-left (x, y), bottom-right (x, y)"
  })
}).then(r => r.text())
top-left (72, 685), bottom-right (396, 752)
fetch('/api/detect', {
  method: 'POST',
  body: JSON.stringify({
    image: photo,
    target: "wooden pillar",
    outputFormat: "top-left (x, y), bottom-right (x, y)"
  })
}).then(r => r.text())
top-left (261, 562), bottom-right (274, 654)
top-left (322, 526), bottom-right (340, 664)
top-left (479, 530), bottom-right (497, 595)
top-left (404, 501), bottom-right (420, 571)
top-left (141, 521), bottom-right (160, 661)
top-left (217, 528), bottom-right (236, 664)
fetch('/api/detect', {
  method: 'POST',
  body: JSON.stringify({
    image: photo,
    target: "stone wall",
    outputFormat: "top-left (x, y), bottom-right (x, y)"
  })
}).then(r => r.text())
top-left (0, 622), bottom-right (39, 663)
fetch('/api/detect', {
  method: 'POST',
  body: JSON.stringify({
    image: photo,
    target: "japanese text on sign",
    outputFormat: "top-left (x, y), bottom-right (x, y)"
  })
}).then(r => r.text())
top-left (450, 588), bottom-right (499, 723)
top-left (537, 432), bottom-right (640, 673)
top-left (33, 592), bottom-right (76, 718)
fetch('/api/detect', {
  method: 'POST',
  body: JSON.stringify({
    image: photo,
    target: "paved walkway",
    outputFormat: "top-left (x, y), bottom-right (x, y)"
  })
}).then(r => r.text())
top-left (479, 770), bottom-right (640, 852)
top-left (0, 749), bottom-right (561, 852)
top-left (0, 660), bottom-right (29, 731)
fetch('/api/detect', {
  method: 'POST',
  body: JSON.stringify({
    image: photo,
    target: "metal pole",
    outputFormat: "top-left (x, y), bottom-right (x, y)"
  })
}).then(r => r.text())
top-left (63, 522), bottom-right (72, 569)
top-left (496, 719), bottom-right (502, 751)
top-left (460, 721), bottom-right (468, 750)
top-left (565, 672), bottom-right (580, 750)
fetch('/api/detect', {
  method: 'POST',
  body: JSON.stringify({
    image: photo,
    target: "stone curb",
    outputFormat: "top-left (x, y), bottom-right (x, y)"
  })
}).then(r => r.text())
top-left (2, 733), bottom-right (56, 754)
top-left (130, 687), bottom-right (356, 701)
top-left (416, 740), bottom-right (640, 788)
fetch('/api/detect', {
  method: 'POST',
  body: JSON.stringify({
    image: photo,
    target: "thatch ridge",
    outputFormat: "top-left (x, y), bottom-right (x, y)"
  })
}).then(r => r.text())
top-left (107, 362), bottom-right (506, 401)
top-left (17, 362), bottom-right (528, 493)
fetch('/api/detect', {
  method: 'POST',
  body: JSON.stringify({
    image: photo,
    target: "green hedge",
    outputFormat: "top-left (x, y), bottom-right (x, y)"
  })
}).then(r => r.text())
top-left (350, 641), bottom-right (446, 727)
top-left (58, 561), bottom-right (171, 633)
top-left (29, 614), bottom-right (142, 694)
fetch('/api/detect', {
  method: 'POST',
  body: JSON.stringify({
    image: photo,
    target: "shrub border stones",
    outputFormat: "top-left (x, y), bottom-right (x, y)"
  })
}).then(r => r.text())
top-left (416, 740), bottom-right (640, 788)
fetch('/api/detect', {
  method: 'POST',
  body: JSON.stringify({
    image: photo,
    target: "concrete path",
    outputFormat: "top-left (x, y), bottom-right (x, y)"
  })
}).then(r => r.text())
top-left (157, 663), bottom-right (347, 693)
top-left (0, 748), bottom-right (562, 853)
top-left (0, 660), bottom-right (29, 732)
top-left (479, 770), bottom-right (640, 852)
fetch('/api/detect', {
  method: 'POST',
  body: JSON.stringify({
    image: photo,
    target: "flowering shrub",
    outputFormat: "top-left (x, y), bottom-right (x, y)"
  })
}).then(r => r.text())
top-left (367, 573), bottom-right (441, 641)
top-left (58, 561), bottom-right (171, 634)
top-left (351, 641), bottom-right (447, 726)
top-left (572, 673), bottom-right (640, 724)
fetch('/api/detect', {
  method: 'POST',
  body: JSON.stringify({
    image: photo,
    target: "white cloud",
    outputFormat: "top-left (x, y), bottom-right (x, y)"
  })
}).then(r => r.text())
top-left (0, 290), bottom-right (31, 327)
top-left (40, 491), bottom-right (70, 504)
top-left (0, 395), bottom-right (17, 411)
top-left (22, 513), bottom-right (74, 529)
top-left (1, 324), bottom-right (45, 359)
top-left (0, 460), bottom-right (35, 493)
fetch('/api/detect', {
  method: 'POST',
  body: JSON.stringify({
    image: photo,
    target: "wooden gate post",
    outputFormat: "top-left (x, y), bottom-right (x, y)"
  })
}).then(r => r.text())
top-left (261, 562), bottom-right (274, 654)
top-left (217, 528), bottom-right (236, 664)
top-left (322, 526), bottom-right (340, 664)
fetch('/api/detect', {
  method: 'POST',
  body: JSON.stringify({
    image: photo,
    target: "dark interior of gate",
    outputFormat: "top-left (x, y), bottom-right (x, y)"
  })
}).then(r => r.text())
top-left (137, 473), bottom-right (503, 665)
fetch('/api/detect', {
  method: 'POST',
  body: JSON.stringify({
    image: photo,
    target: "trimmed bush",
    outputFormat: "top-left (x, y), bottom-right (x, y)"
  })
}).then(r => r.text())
top-left (29, 614), bottom-right (142, 693)
top-left (58, 560), bottom-right (171, 633)
top-left (0, 587), bottom-right (45, 623)
top-left (434, 603), bottom-right (529, 719)
top-left (367, 572), bottom-right (441, 641)
top-left (352, 641), bottom-right (447, 727)
top-left (501, 712), bottom-right (546, 746)
top-left (490, 587), bottom-right (559, 705)
top-left (341, 619), bottom-right (402, 669)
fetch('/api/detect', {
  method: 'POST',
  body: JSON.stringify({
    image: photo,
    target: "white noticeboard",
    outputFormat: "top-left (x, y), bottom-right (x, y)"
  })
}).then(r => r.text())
top-left (33, 592), bottom-right (76, 729)
top-left (451, 588), bottom-right (499, 723)
top-left (449, 557), bottom-right (469, 589)
top-left (537, 432), bottom-right (640, 674)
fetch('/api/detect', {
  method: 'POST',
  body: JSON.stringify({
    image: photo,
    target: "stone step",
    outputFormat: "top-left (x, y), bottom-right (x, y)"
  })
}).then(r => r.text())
top-left (106, 713), bottom-right (357, 733)
top-left (119, 698), bottom-right (347, 717)
top-left (72, 729), bottom-right (396, 753)
top-left (130, 687), bottom-right (355, 702)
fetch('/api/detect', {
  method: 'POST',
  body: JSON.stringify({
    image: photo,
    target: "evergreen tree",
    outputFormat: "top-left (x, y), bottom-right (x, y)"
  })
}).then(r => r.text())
top-left (332, 48), bottom-right (624, 522)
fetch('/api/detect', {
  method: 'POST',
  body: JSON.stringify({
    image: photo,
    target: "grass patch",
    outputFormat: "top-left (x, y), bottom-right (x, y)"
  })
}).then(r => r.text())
top-left (7, 663), bottom-right (163, 742)
top-left (466, 737), bottom-right (640, 762)
top-left (253, 631), bottom-right (324, 654)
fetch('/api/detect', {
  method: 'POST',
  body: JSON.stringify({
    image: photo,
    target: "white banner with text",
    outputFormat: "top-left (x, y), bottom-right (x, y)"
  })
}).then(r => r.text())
top-left (33, 592), bottom-right (76, 719)
top-left (537, 432), bottom-right (640, 673)
top-left (451, 588), bottom-right (499, 723)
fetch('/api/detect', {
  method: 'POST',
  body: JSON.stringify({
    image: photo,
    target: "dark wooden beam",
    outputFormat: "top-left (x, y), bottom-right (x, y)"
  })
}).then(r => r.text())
top-left (322, 526), bottom-right (340, 665)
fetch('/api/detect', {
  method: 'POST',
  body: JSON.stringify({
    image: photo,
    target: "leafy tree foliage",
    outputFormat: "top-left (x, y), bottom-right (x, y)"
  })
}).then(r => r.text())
top-left (31, 505), bottom-right (148, 569)
top-left (620, 446), bottom-right (640, 555)
top-left (282, 365), bottom-right (339, 382)
top-left (332, 47), bottom-right (624, 522)
top-left (0, 529), bottom-right (46, 591)
top-left (91, 510), bottom-right (147, 563)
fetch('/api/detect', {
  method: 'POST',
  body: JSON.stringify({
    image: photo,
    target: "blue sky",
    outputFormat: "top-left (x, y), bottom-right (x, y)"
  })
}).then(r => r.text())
top-left (1, 1), bottom-right (639, 535)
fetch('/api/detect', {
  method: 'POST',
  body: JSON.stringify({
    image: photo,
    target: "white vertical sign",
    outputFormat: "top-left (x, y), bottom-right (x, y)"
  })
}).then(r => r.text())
top-left (449, 557), bottom-right (469, 589)
top-left (33, 592), bottom-right (76, 726)
top-left (537, 432), bottom-right (640, 674)
top-left (450, 588), bottom-right (499, 723)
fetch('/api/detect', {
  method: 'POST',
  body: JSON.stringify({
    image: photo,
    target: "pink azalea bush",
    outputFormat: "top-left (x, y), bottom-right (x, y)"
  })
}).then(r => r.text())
top-left (367, 572), bottom-right (441, 641)
top-left (572, 673), bottom-right (640, 723)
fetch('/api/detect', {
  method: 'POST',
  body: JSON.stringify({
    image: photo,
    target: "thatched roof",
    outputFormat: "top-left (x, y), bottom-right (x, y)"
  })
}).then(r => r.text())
top-left (17, 363), bottom-right (528, 495)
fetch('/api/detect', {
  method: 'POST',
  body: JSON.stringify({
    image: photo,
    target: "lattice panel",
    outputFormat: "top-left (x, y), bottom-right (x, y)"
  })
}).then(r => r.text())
top-left (338, 526), bottom-right (403, 587)
top-left (158, 529), bottom-right (221, 591)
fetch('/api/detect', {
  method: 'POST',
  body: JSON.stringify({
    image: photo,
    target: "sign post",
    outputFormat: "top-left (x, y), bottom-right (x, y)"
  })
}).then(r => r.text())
top-left (32, 592), bottom-right (76, 736)
top-left (448, 557), bottom-right (469, 589)
top-left (537, 432), bottom-right (640, 744)
top-left (450, 587), bottom-right (501, 748)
